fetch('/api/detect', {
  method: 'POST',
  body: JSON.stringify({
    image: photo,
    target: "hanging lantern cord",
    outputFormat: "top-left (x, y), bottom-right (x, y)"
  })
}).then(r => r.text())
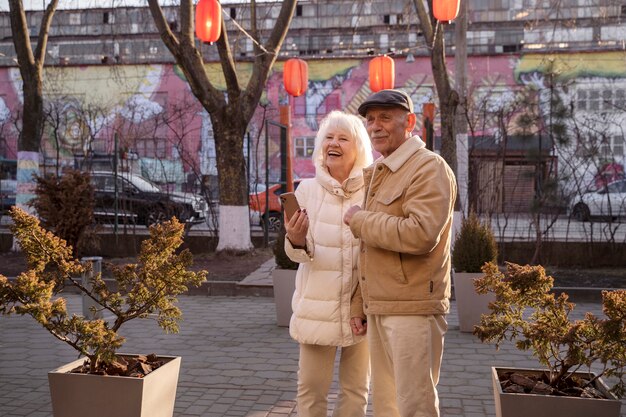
top-left (220, 5), bottom-right (271, 55)
top-left (428, 19), bottom-right (441, 51)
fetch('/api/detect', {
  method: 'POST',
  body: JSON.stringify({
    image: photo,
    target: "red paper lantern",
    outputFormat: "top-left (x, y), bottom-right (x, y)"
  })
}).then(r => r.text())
top-left (283, 58), bottom-right (309, 97)
top-left (195, 0), bottom-right (222, 43)
top-left (369, 55), bottom-right (395, 93)
top-left (433, 0), bottom-right (460, 22)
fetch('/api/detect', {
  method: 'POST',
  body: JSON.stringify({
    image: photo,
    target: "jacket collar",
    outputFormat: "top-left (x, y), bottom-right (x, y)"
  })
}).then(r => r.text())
top-left (379, 135), bottom-right (425, 172)
top-left (316, 165), bottom-right (365, 198)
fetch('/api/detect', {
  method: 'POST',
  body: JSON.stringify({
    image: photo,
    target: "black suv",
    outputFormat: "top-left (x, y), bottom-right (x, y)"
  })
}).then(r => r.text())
top-left (90, 171), bottom-right (207, 226)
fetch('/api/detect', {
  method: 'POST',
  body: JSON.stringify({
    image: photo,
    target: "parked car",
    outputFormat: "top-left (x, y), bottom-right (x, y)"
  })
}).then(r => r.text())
top-left (571, 179), bottom-right (626, 221)
top-left (249, 180), bottom-right (302, 231)
top-left (90, 171), bottom-right (208, 227)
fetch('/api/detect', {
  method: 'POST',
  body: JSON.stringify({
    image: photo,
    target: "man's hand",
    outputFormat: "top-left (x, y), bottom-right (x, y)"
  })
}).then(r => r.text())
top-left (350, 316), bottom-right (367, 336)
top-left (343, 205), bottom-right (361, 226)
top-left (285, 209), bottom-right (309, 247)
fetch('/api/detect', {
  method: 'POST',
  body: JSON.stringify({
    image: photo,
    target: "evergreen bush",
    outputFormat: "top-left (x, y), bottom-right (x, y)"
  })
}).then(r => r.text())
top-left (474, 262), bottom-right (626, 398)
top-left (452, 212), bottom-right (498, 273)
top-left (0, 207), bottom-right (207, 375)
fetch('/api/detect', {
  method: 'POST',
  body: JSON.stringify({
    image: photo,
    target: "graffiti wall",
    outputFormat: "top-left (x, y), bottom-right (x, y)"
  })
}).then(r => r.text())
top-left (0, 50), bottom-right (624, 191)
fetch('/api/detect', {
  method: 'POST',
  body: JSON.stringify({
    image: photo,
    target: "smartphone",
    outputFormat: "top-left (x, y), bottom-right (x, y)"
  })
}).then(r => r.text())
top-left (280, 192), bottom-right (300, 219)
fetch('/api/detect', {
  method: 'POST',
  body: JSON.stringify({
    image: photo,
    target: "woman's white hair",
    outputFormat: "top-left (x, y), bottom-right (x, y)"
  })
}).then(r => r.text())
top-left (311, 110), bottom-right (373, 174)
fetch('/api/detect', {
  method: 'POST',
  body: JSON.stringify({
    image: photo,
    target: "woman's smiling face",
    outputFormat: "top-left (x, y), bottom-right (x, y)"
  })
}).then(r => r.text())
top-left (322, 127), bottom-right (358, 176)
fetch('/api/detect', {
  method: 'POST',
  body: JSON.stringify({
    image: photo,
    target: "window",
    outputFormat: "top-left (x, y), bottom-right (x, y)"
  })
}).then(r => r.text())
top-left (383, 14), bottom-right (390, 24)
top-left (103, 12), bottom-right (114, 24)
top-left (613, 135), bottom-right (625, 156)
top-left (577, 87), bottom-right (626, 112)
top-left (69, 13), bottom-right (81, 25)
top-left (230, 8), bottom-right (236, 19)
top-left (597, 135), bottom-right (624, 157)
top-left (296, 5), bottom-right (303, 16)
top-left (615, 89), bottom-right (625, 109)
top-left (576, 90), bottom-right (587, 111)
top-left (136, 138), bottom-right (167, 159)
top-left (588, 90), bottom-right (600, 111)
top-left (295, 137), bottom-right (315, 158)
top-left (602, 90), bottom-right (613, 110)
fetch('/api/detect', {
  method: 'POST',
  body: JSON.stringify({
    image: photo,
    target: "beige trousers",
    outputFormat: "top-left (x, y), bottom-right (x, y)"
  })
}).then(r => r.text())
top-left (297, 341), bottom-right (370, 417)
top-left (367, 314), bottom-right (447, 417)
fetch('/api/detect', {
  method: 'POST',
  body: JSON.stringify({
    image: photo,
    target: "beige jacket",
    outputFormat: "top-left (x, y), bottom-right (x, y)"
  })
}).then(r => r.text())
top-left (285, 167), bottom-right (366, 347)
top-left (349, 136), bottom-right (457, 317)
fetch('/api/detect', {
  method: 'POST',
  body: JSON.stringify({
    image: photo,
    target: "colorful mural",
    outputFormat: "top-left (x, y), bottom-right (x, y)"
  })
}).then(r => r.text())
top-left (0, 51), bottom-right (624, 192)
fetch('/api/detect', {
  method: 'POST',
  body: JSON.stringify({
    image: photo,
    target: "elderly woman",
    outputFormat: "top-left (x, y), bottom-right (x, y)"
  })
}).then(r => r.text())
top-left (284, 110), bottom-right (373, 417)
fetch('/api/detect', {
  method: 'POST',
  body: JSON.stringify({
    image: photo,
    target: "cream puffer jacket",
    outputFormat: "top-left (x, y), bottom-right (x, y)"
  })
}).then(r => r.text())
top-left (285, 168), bottom-right (366, 347)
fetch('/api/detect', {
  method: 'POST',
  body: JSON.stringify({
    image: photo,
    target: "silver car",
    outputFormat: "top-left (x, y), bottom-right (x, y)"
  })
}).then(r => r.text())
top-left (571, 179), bottom-right (626, 221)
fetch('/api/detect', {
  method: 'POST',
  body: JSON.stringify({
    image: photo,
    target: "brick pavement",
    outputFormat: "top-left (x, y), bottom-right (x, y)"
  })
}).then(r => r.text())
top-left (1, 265), bottom-right (625, 417)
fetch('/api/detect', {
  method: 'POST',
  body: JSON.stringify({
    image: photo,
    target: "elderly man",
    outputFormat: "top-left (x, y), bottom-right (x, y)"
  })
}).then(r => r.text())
top-left (344, 89), bottom-right (457, 417)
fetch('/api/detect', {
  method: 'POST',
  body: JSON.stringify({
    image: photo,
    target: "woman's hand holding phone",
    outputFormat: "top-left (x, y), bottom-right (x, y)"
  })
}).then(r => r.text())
top-left (281, 193), bottom-right (308, 248)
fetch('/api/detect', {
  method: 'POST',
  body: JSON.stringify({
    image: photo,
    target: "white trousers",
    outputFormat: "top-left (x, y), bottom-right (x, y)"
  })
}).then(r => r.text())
top-left (297, 341), bottom-right (370, 417)
top-left (367, 314), bottom-right (447, 417)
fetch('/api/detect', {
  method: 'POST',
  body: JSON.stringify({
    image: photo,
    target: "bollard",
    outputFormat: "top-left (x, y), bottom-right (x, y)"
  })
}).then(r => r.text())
top-left (80, 256), bottom-right (103, 320)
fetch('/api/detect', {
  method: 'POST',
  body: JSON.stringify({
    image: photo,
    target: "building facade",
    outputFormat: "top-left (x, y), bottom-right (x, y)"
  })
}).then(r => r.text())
top-left (0, 0), bottom-right (624, 212)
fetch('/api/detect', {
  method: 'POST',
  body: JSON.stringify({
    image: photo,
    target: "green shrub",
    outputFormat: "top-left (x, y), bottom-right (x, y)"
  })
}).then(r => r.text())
top-left (452, 212), bottom-right (498, 273)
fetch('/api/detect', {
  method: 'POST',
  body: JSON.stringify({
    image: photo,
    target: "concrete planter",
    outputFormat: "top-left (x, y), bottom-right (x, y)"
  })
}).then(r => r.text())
top-left (48, 355), bottom-right (181, 417)
top-left (272, 268), bottom-right (297, 327)
top-left (453, 271), bottom-right (495, 333)
top-left (492, 367), bottom-right (621, 417)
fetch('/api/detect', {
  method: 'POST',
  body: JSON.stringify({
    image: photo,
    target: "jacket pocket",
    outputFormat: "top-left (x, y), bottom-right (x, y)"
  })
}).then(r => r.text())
top-left (376, 189), bottom-right (404, 206)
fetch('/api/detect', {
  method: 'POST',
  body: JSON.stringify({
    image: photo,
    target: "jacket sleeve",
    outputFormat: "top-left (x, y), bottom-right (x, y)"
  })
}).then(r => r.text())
top-left (284, 182), bottom-right (315, 263)
top-left (350, 280), bottom-right (365, 319)
top-left (350, 156), bottom-right (457, 255)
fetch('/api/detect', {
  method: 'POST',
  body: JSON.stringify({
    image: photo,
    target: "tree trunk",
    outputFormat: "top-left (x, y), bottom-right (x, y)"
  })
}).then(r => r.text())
top-left (430, 23), bottom-right (459, 176)
top-left (148, 0), bottom-right (297, 251)
top-left (212, 113), bottom-right (253, 251)
top-left (20, 75), bottom-right (44, 152)
top-left (412, 0), bottom-right (459, 177)
top-left (9, 0), bottom-right (58, 220)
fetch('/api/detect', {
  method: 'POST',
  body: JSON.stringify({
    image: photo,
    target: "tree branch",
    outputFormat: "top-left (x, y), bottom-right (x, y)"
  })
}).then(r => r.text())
top-left (412, 0), bottom-right (434, 46)
top-left (243, 0), bottom-right (297, 118)
top-left (34, 0), bottom-right (59, 67)
top-left (8, 0), bottom-right (36, 74)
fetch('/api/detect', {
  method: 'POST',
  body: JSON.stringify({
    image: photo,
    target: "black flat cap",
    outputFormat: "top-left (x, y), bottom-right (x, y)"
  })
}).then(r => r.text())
top-left (358, 89), bottom-right (414, 117)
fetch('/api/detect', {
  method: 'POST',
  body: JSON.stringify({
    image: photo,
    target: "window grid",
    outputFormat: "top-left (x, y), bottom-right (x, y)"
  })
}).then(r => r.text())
top-left (294, 137), bottom-right (315, 158)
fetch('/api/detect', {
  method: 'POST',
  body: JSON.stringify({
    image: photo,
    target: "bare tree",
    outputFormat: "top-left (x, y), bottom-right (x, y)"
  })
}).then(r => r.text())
top-left (148, 0), bottom-right (297, 251)
top-left (412, 0), bottom-right (459, 174)
top-left (9, 0), bottom-right (59, 206)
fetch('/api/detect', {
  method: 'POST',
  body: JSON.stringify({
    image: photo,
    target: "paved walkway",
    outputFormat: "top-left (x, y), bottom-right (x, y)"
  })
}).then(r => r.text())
top-left (1, 261), bottom-right (625, 417)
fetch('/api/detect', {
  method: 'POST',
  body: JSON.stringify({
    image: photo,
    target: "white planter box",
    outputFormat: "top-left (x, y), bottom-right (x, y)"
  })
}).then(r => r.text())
top-left (48, 355), bottom-right (181, 417)
top-left (492, 366), bottom-right (621, 417)
top-left (453, 271), bottom-right (494, 333)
